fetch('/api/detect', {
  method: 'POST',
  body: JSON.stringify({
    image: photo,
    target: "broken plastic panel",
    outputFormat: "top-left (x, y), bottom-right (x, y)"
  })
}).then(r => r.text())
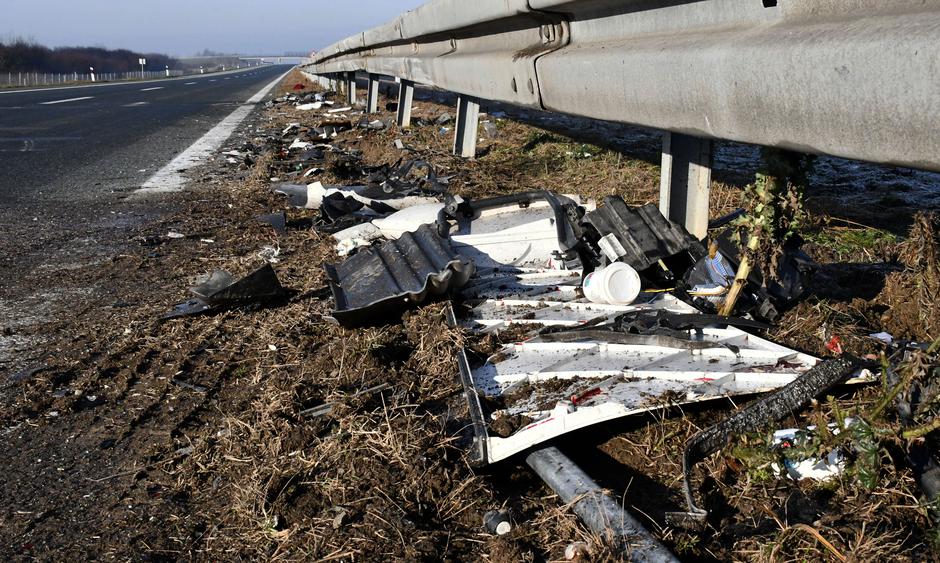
top-left (456, 274), bottom-right (822, 465)
top-left (325, 224), bottom-right (475, 327)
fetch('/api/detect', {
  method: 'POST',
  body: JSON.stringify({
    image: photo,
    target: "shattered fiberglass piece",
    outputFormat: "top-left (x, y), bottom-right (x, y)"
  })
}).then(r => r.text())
top-left (325, 224), bottom-right (474, 327)
top-left (163, 264), bottom-right (290, 319)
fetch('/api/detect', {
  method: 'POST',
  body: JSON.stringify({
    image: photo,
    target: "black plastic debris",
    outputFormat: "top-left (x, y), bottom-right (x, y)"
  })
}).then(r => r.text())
top-left (666, 356), bottom-right (858, 528)
top-left (163, 264), bottom-right (291, 319)
top-left (273, 183), bottom-right (312, 208)
top-left (257, 212), bottom-right (287, 235)
top-left (324, 224), bottom-right (474, 327)
top-left (581, 197), bottom-right (704, 278)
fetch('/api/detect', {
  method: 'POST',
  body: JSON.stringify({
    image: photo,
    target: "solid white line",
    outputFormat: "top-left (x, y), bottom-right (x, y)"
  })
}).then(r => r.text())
top-left (135, 69), bottom-right (291, 196)
top-left (140, 87), bottom-right (164, 92)
top-left (40, 96), bottom-right (94, 105)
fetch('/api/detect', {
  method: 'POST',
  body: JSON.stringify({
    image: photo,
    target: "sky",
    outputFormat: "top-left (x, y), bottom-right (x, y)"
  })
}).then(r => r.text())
top-left (2, 0), bottom-right (427, 56)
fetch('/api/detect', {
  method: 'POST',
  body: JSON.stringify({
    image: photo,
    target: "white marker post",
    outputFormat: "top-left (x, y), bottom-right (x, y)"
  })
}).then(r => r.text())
top-left (165, 65), bottom-right (169, 77)
top-left (90, 67), bottom-right (96, 82)
top-left (139, 57), bottom-right (146, 79)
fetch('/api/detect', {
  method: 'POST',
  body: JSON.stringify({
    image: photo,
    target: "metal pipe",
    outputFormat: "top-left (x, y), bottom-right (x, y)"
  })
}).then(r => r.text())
top-left (526, 446), bottom-right (678, 563)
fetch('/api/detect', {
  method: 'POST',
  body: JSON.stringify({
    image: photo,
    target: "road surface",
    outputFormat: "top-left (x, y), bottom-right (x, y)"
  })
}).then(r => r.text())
top-left (0, 64), bottom-right (291, 204)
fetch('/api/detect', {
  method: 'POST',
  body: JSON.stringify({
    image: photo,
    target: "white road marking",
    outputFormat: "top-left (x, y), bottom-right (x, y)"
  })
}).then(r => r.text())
top-left (135, 69), bottom-right (291, 195)
top-left (124, 101), bottom-right (149, 107)
top-left (184, 82), bottom-right (197, 85)
top-left (140, 87), bottom-right (164, 92)
top-left (40, 96), bottom-right (94, 105)
top-left (209, 79), bottom-right (217, 82)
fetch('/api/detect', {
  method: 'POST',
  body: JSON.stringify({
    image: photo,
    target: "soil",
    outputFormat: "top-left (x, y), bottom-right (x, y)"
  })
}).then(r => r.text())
top-left (1, 69), bottom-right (939, 561)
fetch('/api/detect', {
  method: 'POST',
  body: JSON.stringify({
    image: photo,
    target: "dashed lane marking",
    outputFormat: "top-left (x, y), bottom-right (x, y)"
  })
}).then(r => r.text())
top-left (39, 96), bottom-right (94, 105)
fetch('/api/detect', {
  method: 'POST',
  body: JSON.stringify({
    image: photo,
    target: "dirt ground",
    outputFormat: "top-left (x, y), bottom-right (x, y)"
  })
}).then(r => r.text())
top-left (1, 69), bottom-right (938, 561)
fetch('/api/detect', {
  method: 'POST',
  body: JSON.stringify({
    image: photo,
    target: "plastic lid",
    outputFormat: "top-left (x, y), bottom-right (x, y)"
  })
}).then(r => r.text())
top-left (605, 263), bottom-right (640, 304)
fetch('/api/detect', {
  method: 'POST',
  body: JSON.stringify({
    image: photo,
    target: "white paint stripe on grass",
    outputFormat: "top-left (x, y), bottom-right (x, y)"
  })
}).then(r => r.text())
top-left (134, 70), bottom-right (290, 196)
top-left (40, 96), bottom-right (93, 105)
top-left (140, 87), bottom-right (164, 91)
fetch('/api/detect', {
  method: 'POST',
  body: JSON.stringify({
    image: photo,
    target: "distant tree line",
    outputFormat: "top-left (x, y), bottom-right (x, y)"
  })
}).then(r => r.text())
top-left (0, 38), bottom-right (179, 73)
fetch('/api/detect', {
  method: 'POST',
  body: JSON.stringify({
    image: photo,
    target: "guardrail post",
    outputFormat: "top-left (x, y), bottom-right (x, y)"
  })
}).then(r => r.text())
top-left (659, 132), bottom-right (713, 240)
top-left (366, 73), bottom-right (380, 113)
top-left (346, 71), bottom-right (357, 105)
top-left (453, 95), bottom-right (481, 158)
top-left (397, 79), bottom-right (415, 128)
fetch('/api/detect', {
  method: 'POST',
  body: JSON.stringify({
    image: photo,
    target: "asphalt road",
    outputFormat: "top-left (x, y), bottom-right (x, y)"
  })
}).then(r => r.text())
top-left (0, 64), bottom-right (292, 205)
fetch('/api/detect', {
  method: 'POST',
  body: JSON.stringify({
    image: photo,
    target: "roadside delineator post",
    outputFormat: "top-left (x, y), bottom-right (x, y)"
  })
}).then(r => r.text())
top-left (397, 79), bottom-right (415, 128)
top-left (659, 132), bottom-right (713, 240)
top-left (366, 73), bottom-right (380, 114)
top-left (454, 95), bottom-right (481, 158)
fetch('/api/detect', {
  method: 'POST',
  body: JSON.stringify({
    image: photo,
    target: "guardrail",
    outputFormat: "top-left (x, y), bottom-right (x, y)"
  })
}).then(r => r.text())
top-left (305, 0), bottom-right (940, 238)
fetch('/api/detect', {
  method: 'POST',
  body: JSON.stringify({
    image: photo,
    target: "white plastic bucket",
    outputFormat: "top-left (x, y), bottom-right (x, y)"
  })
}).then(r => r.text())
top-left (582, 262), bottom-right (641, 305)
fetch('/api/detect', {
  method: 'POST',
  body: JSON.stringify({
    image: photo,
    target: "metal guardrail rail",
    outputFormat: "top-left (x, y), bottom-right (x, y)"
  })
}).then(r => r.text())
top-left (305, 0), bottom-right (940, 238)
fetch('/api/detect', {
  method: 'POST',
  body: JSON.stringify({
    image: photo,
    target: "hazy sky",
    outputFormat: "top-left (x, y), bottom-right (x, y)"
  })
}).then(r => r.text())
top-left (2, 0), bottom-right (427, 56)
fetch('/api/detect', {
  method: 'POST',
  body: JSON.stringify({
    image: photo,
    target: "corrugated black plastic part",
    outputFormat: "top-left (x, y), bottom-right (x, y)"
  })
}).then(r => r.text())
top-left (325, 223), bottom-right (474, 327)
top-left (583, 197), bottom-right (704, 271)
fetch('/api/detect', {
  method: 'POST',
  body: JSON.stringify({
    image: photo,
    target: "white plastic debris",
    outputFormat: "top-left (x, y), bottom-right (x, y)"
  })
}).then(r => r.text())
top-left (870, 332), bottom-right (894, 345)
top-left (582, 262), bottom-right (641, 305)
top-left (296, 102), bottom-right (323, 110)
top-left (288, 139), bottom-right (312, 151)
top-left (769, 419), bottom-right (856, 482)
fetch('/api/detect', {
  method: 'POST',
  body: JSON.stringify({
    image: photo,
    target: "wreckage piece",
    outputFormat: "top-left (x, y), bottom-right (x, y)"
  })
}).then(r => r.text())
top-left (163, 264), bottom-right (291, 319)
top-left (257, 212), bottom-right (287, 234)
top-left (439, 191), bottom-right (587, 270)
top-left (273, 181), bottom-right (440, 212)
top-left (462, 292), bottom-right (821, 464)
top-left (666, 356), bottom-right (858, 528)
top-left (325, 224), bottom-right (474, 327)
top-left (526, 446), bottom-right (679, 563)
top-left (462, 274), bottom-right (687, 331)
top-left (681, 230), bottom-right (814, 322)
top-left (581, 197), bottom-right (705, 275)
top-left (331, 192), bottom-right (591, 269)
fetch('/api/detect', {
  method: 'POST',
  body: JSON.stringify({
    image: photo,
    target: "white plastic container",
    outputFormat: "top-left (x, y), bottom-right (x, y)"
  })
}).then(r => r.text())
top-left (582, 262), bottom-right (641, 305)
